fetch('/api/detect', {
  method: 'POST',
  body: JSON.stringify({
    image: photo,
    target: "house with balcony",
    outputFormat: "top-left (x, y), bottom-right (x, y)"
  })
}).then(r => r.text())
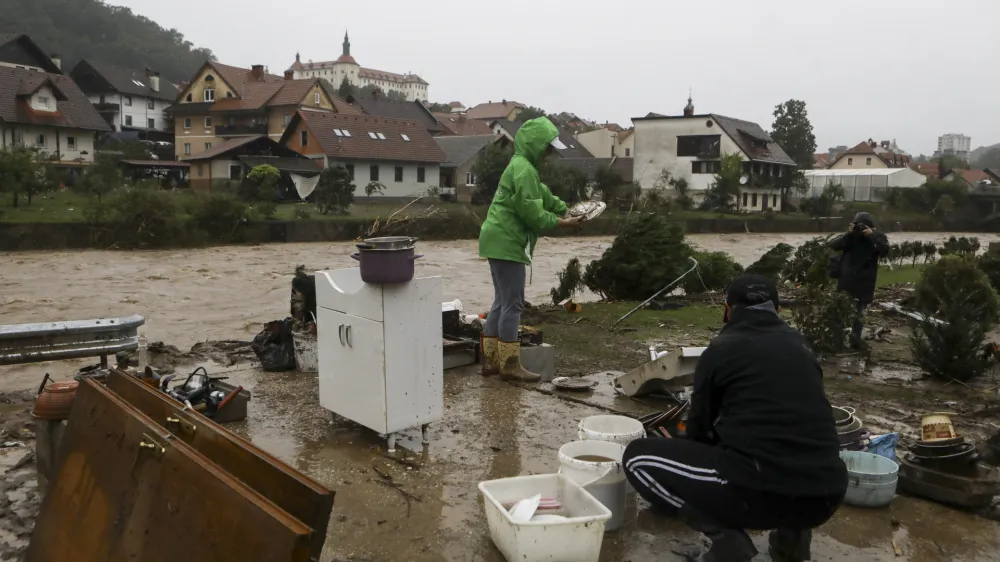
top-left (0, 62), bottom-right (111, 166)
top-left (167, 61), bottom-right (360, 159)
top-left (279, 110), bottom-right (445, 199)
top-left (69, 59), bottom-right (180, 139)
top-left (631, 97), bottom-right (797, 212)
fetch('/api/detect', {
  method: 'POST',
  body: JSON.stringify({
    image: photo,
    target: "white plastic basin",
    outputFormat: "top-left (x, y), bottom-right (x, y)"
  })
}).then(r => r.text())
top-left (840, 450), bottom-right (899, 508)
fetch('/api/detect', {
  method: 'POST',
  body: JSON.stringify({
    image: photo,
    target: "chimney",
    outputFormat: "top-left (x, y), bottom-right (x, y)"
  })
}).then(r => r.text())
top-left (50, 53), bottom-right (61, 70)
top-left (502, 99), bottom-right (507, 106)
top-left (147, 69), bottom-right (160, 92)
top-left (284, 70), bottom-right (294, 81)
top-left (251, 64), bottom-right (264, 80)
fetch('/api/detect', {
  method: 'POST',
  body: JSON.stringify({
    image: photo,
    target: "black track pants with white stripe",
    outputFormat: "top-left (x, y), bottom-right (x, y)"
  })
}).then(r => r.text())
top-left (623, 438), bottom-right (842, 531)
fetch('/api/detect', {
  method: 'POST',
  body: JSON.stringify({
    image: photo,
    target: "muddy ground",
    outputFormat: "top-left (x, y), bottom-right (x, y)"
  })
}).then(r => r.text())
top-left (4, 291), bottom-right (1000, 561)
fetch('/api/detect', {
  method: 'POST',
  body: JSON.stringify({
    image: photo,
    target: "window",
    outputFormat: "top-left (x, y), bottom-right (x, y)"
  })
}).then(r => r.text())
top-left (147, 98), bottom-right (155, 110)
top-left (147, 118), bottom-right (155, 129)
top-left (183, 143), bottom-right (191, 155)
top-left (283, 114), bottom-right (291, 126)
top-left (334, 129), bottom-right (343, 137)
top-left (847, 157), bottom-right (853, 165)
top-left (417, 167), bottom-right (425, 183)
top-left (866, 157), bottom-right (872, 166)
top-left (35, 134), bottom-right (45, 147)
top-left (772, 194), bottom-right (778, 207)
top-left (742, 192), bottom-right (748, 207)
top-left (394, 166), bottom-right (403, 182)
top-left (341, 129), bottom-right (352, 137)
top-left (37, 96), bottom-right (49, 108)
top-left (125, 115), bottom-right (133, 126)
top-left (204, 117), bottom-right (212, 128)
top-left (204, 89), bottom-right (215, 102)
top-left (751, 193), bottom-right (758, 207)
top-left (197, 164), bottom-right (204, 177)
top-left (466, 172), bottom-right (477, 186)
top-left (625, 148), bottom-right (631, 157)
top-left (186, 93), bottom-right (192, 102)
top-left (346, 164), bottom-right (354, 179)
top-left (300, 131), bottom-right (308, 146)
top-left (690, 161), bottom-right (720, 174)
top-left (205, 142), bottom-right (212, 150)
top-left (401, 134), bottom-right (410, 141)
top-left (370, 165), bottom-right (379, 181)
top-left (184, 118), bottom-right (191, 129)
top-left (123, 96), bottom-right (132, 106)
top-left (314, 92), bottom-right (321, 104)
top-left (368, 132), bottom-right (378, 139)
top-left (66, 136), bottom-right (76, 150)
top-left (230, 165), bottom-right (242, 180)
top-left (676, 135), bottom-right (721, 157)
top-left (376, 133), bottom-right (387, 140)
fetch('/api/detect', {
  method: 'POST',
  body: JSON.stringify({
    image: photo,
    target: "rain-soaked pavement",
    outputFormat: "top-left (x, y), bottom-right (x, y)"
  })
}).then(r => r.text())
top-left (205, 363), bottom-right (1000, 562)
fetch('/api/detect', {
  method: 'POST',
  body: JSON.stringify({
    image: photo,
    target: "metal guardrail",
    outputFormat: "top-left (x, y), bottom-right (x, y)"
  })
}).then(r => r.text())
top-left (0, 315), bottom-right (145, 366)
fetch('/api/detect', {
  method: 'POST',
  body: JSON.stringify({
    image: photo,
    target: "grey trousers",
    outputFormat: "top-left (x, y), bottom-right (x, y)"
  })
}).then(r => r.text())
top-left (483, 258), bottom-right (526, 342)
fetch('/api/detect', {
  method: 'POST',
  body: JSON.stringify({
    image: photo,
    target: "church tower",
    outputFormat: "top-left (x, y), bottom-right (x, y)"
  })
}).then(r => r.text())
top-left (683, 94), bottom-right (695, 117)
top-left (342, 31), bottom-right (351, 57)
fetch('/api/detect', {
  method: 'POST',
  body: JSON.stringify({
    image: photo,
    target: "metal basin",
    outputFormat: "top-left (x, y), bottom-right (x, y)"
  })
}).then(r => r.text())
top-left (362, 236), bottom-right (417, 250)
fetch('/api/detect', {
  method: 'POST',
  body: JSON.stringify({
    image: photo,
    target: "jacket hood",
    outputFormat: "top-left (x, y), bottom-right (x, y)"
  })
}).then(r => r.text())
top-left (514, 117), bottom-right (560, 166)
top-left (853, 212), bottom-right (875, 227)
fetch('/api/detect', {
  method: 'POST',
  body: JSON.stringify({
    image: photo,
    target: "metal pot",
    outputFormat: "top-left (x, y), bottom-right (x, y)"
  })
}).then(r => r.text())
top-left (351, 247), bottom-right (423, 284)
top-left (362, 236), bottom-right (417, 250)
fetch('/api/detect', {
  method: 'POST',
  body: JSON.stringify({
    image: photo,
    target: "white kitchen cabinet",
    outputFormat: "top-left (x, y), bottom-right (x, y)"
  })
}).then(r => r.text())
top-left (316, 268), bottom-right (442, 450)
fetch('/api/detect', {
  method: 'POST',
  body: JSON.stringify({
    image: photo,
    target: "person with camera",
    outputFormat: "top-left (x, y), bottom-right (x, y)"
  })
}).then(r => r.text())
top-left (830, 212), bottom-right (890, 345)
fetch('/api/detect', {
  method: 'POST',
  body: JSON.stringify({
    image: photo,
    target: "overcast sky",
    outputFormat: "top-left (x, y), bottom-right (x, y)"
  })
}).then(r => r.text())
top-left (112, 0), bottom-right (997, 156)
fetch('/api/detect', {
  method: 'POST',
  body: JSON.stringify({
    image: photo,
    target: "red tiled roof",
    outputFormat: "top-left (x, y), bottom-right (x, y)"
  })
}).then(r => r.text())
top-left (432, 112), bottom-right (495, 136)
top-left (962, 169), bottom-right (990, 185)
top-left (617, 129), bottom-right (634, 141)
top-left (205, 61), bottom-right (283, 98)
top-left (337, 54), bottom-right (358, 65)
top-left (466, 101), bottom-right (525, 120)
top-left (290, 111), bottom-right (445, 164)
top-left (911, 163), bottom-right (940, 177)
top-left (181, 135), bottom-right (265, 161)
top-left (0, 66), bottom-right (110, 131)
top-left (831, 140), bottom-right (910, 168)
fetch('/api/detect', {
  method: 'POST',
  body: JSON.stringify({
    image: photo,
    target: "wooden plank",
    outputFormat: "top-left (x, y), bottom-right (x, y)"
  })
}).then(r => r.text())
top-left (26, 378), bottom-right (313, 562)
top-left (104, 369), bottom-right (333, 559)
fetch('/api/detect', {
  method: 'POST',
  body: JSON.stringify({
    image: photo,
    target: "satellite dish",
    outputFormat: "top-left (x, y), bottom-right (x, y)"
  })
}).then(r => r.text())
top-left (739, 175), bottom-right (749, 185)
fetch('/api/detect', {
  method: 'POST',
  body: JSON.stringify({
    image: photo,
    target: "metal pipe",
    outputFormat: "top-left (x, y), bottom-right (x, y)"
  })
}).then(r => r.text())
top-left (611, 257), bottom-right (699, 331)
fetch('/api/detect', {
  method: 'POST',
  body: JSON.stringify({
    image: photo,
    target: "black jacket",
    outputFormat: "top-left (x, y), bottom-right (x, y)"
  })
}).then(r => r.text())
top-left (687, 305), bottom-right (848, 498)
top-left (830, 213), bottom-right (889, 304)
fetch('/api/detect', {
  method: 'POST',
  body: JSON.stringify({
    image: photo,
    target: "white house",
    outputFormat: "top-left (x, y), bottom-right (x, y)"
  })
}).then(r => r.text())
top-left (575, 125), bottom-right (634, 159)
top-left (69, 59), bottom-right (180, 134)
top-left (289, 32), bottom-right (429, 102)
top-left (631, 98), bottom-right (797, 212)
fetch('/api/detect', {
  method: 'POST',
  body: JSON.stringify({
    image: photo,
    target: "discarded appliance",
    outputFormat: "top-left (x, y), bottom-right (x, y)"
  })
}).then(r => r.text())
top-left (614, 347), bottom-right (705, 398)
top-left (0, 314), bottom-right (145, 367)
top-left (27, 375), bottom-right (334, 562)
top-left (316, 267), bottom-right (442, 452)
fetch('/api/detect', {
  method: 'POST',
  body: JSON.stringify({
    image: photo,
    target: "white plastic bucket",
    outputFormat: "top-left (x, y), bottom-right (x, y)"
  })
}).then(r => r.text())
top-left (577, 415), bottom-right (646, 446)
top-left (292, 330), bottom-right (318, 372)
top-left (558, 440), bottom-right (627, 531)
top-left (840, 450), bottom-right (899, 508)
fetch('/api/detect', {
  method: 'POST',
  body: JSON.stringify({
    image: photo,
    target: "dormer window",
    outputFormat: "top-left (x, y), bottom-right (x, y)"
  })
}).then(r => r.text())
top-left (37, 96), bottom-right (49, 109)
top-left (204, 89), bottom-right (215, 102)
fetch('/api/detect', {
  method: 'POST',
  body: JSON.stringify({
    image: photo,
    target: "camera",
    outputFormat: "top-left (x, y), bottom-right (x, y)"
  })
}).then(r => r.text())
top-left (852, 223), bottom-right (865, 234)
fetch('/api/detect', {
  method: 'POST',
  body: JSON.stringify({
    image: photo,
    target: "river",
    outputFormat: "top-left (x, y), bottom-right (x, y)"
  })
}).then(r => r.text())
top-left (2, 232), bottom-right (993, 351)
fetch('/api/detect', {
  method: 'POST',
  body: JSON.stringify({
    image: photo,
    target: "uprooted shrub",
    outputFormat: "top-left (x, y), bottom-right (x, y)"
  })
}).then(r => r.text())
top-left (685, 251), bottom-right (743, 295)
top-left (583, 214), bottom-right (694, 301)
top-left (745, 243), bottom-right (794, 281)
top-left (914, 256), bottom-right (1000, 325)
top-left (550, 257), bottom-right (584, 304)
top-left (790, 285), bottom-right (857, 355)
top-left (783, 236), bottom-right (836, 286)
top-left (910, 296), bottom-right (994, 382)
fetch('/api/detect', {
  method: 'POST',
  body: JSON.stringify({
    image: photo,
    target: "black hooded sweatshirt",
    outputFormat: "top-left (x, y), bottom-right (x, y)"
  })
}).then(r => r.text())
top-left (830, 212), bottom-right (890, 304)
top-left (687, 304), bottom-right (848, 498)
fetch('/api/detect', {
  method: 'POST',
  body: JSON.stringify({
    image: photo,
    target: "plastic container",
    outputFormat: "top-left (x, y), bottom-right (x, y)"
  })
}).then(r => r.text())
top-left (840, 450), bottom-right (899, 507)
top-left (292, 330), bottom-right (318, 372)
top-left (479, 473), bottom-right (611, 562)
top-left (558, 440), bottom-right (627, 531)
top-left (922, 413), bottom-right (957, 442)
top-left (577, 415), bottom-right (646, 446)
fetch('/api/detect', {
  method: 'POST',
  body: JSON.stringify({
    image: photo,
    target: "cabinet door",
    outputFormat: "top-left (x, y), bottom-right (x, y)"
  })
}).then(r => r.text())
top-left (317, 308), bottom-right (387, 433)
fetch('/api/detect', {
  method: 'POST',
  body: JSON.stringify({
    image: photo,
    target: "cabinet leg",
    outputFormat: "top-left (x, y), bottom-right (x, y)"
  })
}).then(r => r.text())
top-left (421, 424), bottom-right (430, 445)
top-left (387, 433), bottom-right (396, 453)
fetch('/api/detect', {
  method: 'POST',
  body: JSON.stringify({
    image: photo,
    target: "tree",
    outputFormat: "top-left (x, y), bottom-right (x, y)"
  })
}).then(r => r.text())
top-left (470, 142), bottom-right (514, 202)
top-left (338, 76), bottom-right (352, 99)
top-left (799, 183), bottom-right (844, 218)
top-left (425, 102), bottom-right (452, 113)
top-left (770, 99), bottom-right (817, 170)
top-left (538, 160), bottom-right (587, 204)
top-left (313, 165), bottom-right (355, 215)
top-left (975, 147), bottom-right (1000, 170)
top-left (594, 167), bottom-right (624, 207)
top-left (244, 164), bottom-right (280, 218)
top-left (518, 106), bottom-right (547, 121)
top-left (0, 145), bottom-right (43, 207)
top-left (701, 153), bottom-right (742, 211)
top-left (77, 153), bottom-right (122, 203)
top-left (938, 154), bottom-right (968, 172)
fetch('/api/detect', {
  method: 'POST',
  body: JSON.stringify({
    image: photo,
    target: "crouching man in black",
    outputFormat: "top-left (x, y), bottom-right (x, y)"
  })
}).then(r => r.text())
top-left (622, 275), bottom-right (847, 562)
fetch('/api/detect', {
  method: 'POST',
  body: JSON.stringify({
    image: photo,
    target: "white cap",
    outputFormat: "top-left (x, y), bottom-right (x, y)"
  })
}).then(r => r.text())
top-left (549, 137), bottom-right (567, 150)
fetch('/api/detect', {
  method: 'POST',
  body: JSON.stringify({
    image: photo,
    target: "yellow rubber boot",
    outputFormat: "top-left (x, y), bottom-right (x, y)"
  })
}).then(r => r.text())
top-left (480, 336), bottom-right (500, 376)
top-left (499, 340), bottom-right (541, 383)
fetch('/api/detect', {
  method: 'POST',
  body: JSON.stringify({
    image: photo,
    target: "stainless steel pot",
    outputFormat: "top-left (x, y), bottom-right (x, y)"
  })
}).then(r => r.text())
top-left (362, 236), bottom-right (417, 250)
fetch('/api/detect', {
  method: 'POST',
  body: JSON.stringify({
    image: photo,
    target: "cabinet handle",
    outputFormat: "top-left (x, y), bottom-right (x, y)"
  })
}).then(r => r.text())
top-left (338, 324), bottom-right (345, 346)
top-left (345, 325), bottom-right (352, 348)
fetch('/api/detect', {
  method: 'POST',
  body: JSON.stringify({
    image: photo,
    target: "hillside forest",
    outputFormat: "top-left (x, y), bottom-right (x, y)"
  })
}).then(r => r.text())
top-left (1, 0), bottom-right (214, 83)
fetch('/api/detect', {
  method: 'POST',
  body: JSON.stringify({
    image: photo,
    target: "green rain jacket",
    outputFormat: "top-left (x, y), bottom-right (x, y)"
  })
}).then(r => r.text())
top-left (478, 117), bottom-right (568, 265)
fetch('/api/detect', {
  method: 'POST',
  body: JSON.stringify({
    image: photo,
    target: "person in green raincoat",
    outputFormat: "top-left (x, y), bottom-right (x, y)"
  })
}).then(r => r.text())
top-left (478, 117), bottom-right (583, 382)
